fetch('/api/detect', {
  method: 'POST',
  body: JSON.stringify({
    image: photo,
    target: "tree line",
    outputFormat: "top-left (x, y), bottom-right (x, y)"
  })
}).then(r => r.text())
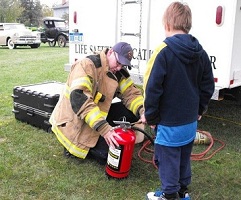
top-left (0, 0), bottom-right (54, 27)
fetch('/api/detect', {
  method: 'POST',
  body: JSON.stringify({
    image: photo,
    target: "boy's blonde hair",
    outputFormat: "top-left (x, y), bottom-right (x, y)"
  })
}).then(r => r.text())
top-left (163, 1), bottom-right (192, 33)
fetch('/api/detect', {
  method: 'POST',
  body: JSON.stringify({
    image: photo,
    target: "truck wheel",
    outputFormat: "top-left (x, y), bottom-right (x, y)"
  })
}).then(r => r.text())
top-left (57, 35), bottom-right (67, 47)
top-left (224, 86), bottom-right (241, 104)
top-left (7, 38), bottom-right (16, 49)
top-left (48, 41), bottom-right (56, 47)
top-left (235, 86), bottom-right (241, 104)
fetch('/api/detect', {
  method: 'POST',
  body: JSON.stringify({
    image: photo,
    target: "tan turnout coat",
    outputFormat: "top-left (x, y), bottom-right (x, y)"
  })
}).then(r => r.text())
top-left (50, 49), bottom-right (144, 159)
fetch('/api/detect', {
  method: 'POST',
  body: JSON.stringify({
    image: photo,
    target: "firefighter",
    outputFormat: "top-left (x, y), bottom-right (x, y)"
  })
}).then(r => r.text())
top-left (49, 42), bottom-right (145, 165)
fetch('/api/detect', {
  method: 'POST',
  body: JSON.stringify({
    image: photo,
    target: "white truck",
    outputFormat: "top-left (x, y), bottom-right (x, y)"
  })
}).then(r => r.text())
top-left (65, 0), bottom-right (241, 102)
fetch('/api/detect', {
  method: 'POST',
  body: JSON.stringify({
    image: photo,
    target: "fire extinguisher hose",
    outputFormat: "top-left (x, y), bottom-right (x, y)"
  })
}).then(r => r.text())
top-left (131, 126), bottom-right (154, 145)
top-left (130, 124), bottom-right (158, 168)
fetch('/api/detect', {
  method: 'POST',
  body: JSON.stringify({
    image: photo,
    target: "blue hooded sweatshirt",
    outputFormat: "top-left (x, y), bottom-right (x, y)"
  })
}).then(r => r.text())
top-left (144, 34), bottom-right (214, 127)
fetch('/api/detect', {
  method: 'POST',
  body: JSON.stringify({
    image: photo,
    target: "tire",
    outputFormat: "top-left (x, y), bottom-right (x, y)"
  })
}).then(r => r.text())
top-left (48, 40), bottom-right (56, 47)
top-left (7, 38), bottom-right (16, 49)
top-left (224, 86), bottom-right (241, 104)
top-left (57, 35), bottom-right (67, 47)
top-left (234, 86), bottom-right (241, 103)
top-left (30, 44), bottom-right (40, 48)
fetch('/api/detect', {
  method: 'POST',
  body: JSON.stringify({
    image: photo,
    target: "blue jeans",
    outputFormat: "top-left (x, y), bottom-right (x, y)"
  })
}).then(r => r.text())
top-left (154, 141), bottom-right (194, 194)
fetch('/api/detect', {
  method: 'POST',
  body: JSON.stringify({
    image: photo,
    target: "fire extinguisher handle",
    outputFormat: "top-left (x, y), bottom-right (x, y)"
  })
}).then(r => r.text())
top-left (113, 121), bottom-right (132, 130)
top-left (113, 120), bottom-right (131, 126)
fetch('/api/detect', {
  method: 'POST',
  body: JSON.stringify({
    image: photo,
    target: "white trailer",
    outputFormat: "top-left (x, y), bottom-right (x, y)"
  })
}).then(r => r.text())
top-left (65, 0), bottom-right (241, 102)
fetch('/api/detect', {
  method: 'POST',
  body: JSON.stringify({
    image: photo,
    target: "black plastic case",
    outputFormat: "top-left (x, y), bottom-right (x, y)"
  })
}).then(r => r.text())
top-left (12, 81), bottom-right (64, 132)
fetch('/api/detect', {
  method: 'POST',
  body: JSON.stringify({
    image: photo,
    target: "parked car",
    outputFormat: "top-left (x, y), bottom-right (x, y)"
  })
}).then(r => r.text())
top-left (0, 23), bottom-right (41, 49)
top-left (40, 17), bottom-right (69, 47)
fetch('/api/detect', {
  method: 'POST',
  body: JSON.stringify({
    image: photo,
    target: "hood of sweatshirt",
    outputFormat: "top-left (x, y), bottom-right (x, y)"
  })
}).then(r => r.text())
top-left (164, 34), bottom-right (204, 65)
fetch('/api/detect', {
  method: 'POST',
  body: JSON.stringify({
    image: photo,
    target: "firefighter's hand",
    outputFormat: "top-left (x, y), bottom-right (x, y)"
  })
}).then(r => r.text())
top-left (150, 125), bottom-right (156, 129)
top-left (198, 115), bottom-right (202, 120)
top-left (104, 129), bottom-right (122, 148)
top-left (140, 113), bottom-right (146, 124)
top-left (140, 114), bottom-right (156, 129)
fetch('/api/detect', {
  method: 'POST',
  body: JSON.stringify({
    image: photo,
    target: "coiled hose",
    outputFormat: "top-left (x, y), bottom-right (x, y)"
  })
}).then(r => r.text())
top-left (131, 125), bottom-right (225, 169)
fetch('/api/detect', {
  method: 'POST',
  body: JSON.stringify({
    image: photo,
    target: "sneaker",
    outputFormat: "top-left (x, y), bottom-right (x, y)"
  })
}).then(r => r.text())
top-left (146, 191), bottom-right (165, 200)
top-left (146, 191), bottom-right (178, 200)
top-left (179, 192), bottom-right (190, 200)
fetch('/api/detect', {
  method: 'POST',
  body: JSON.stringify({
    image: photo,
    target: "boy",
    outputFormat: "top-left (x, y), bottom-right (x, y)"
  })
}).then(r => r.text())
top-left (143, 2), bottom-right (214, 200)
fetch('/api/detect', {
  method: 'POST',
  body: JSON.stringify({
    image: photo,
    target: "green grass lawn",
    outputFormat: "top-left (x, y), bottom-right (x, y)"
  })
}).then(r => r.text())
top-left (0, 44), bottom-right (241, 200)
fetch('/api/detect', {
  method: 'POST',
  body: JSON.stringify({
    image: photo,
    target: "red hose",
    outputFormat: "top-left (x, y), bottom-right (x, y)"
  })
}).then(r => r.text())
top-left (137, 130), bottom-right (226, 168)
top-left (191, 130), bottom-right (226, 161)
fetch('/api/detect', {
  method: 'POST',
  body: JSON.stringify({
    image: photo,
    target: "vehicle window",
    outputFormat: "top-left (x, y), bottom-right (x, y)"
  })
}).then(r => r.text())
top-left (0, 25), bottom-right (3, 31)
top-left (4, 24), bottom-right (26, 30)
top-left (55, 21), bottom-right (67, 28)
top-left (45, 21), bottom-right (54, 28)
top-left (3, 25), bottom-right (11, 30)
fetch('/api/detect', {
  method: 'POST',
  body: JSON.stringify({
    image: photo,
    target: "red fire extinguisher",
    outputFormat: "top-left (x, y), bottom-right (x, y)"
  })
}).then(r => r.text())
top-left (105, 122), bottom-right (136, 179)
